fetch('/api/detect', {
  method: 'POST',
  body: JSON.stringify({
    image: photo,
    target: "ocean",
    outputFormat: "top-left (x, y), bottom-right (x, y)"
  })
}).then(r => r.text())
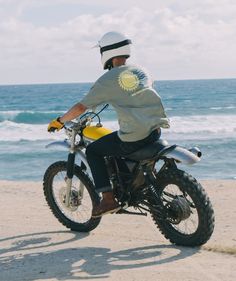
top-left (0, 79), bottom-right (235, 181)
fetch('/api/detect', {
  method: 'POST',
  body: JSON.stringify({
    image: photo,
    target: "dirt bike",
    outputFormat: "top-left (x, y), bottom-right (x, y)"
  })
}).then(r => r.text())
top-left (43, 105), bottom-right (215, 246)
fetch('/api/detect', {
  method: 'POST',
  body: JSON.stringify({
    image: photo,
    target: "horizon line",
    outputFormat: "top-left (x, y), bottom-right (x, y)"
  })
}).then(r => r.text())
top-left (1, 77), bottom-right (236, 87)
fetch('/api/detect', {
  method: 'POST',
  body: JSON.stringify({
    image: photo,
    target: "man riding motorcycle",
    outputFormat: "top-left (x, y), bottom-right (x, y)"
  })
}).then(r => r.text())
top-left (48, 31), bottom-right (170, 218)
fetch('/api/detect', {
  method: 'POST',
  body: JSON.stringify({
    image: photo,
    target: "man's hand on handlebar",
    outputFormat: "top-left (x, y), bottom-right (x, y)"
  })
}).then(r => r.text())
top-left (48, 117), bottom-right (64, 132)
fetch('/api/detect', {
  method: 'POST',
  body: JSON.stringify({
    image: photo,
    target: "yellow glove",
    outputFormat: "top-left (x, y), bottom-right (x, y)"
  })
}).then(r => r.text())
top-left (48, 117), bottom-right (64, 132)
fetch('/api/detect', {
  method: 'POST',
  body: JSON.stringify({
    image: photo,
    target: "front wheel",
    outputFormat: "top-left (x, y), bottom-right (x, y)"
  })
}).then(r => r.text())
top-left (150, 169), bottom-right (215, 246)
top-left (43, 161), bottom-right (101, 232)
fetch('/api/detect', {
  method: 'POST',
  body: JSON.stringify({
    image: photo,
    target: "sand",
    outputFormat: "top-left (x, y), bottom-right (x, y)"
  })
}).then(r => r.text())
top-left (0, 179), bottom-right (235, 281)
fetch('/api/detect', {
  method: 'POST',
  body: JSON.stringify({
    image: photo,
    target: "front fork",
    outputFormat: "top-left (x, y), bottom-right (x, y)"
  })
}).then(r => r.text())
top-left (65, 151), bottom-right (86, 207)
top-left (64, 129), bottom-right (86, 207)
top-left (65, 152), bottom-right (75, 207)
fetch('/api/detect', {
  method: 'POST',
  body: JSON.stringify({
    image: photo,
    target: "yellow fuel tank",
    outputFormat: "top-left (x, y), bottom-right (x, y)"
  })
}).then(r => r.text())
top-left (83, 125), bottom-right (112, 141)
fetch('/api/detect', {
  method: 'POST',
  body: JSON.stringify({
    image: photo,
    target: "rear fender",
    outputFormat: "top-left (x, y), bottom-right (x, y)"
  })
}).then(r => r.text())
top-left (162, 145), bottom-right (201, 165)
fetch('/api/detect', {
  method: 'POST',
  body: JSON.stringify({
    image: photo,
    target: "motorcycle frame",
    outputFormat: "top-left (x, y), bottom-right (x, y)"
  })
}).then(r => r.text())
top-left (46, 120), bottom-right (200, 209)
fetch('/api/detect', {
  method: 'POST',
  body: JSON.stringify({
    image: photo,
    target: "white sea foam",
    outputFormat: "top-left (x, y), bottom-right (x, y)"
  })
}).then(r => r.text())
top-left (0, 121), bottom-right (64, 141)
top-left (168, 115), bottom-right (236, 136)
top-left (104, 115), bottom-right (236, 140)
top-left (0, 114), bottom-right (235, 142)
top-left (0, 111), bottom-right (21, 120)
top-left (210, 106), bottom-right (236, 110)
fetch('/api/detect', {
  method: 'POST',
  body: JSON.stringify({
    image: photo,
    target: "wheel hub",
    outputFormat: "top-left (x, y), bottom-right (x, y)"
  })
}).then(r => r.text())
top-left (59, 186), bottom-right (81, 211)
top-left (166, 196), bottom-right (191, 224)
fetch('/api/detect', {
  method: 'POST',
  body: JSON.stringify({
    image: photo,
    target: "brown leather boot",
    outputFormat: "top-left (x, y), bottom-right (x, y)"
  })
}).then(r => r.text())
top-left (92, 191), bottom-right (121, 218)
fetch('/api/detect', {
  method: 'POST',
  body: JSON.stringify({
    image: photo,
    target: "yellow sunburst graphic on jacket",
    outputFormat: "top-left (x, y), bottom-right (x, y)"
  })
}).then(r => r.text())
top-left (118, 70), bottom-right (139, 91)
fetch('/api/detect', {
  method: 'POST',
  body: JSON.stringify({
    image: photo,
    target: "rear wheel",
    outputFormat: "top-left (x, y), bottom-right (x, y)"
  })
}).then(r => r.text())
top-left (150, 169), bottom-right (215, 246)
top-left (43, 161), bottom-right (101, 232)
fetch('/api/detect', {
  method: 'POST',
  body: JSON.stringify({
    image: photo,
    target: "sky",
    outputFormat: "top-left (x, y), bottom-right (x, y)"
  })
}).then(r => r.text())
top-left (0, 0), bottom-right (236, 85)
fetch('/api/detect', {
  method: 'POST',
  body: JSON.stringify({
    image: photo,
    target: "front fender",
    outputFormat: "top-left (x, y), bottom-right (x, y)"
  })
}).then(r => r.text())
top-left (46, 140), bottom-right (91, 172)
top-left (45, 140), bottom-right (70, 149)
top-left (163, 145), bottom-right (201, 165)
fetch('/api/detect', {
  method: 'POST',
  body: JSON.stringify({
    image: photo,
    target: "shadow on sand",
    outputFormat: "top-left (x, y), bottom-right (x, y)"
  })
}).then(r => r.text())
top-left (0, 230), bottom-right (199, 280)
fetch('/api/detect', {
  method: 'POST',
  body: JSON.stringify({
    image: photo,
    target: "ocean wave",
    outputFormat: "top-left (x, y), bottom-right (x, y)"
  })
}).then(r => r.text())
top-left (106, 116), bottom-right (236, 140)
top-left (0, 114), bottom-right (236, 142)
top-left (210, 105), bottom-right (236, 110)
top-left (162, 115), bottom-right (236, 140)
top-left (0, 110), bottom-right (64, 124)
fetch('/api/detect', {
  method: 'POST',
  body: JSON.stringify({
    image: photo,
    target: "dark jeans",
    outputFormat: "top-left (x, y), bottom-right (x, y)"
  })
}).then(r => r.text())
top-left (86, 129), bottom-right (161, 193)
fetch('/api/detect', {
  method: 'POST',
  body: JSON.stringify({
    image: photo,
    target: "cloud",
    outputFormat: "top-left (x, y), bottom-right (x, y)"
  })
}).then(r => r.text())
top-left (0, 1), bottom-right (236, 84)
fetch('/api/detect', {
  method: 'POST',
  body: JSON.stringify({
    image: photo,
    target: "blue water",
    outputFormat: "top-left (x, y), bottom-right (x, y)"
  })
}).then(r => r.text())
top-left (0, 79), bottom-right (236, 180)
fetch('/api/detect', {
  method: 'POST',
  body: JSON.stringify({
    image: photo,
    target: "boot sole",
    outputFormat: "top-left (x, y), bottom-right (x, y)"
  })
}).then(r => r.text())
top-left (92, 206), bottom-right (121, 218)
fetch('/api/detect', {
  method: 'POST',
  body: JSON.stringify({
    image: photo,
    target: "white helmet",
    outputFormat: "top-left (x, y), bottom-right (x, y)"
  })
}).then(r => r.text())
top-left (98, 31), bottom-right (132, 70)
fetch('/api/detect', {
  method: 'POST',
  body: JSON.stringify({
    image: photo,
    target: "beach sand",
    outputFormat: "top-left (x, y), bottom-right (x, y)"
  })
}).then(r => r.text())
top-left (0, 179), bottom-right (235, 281)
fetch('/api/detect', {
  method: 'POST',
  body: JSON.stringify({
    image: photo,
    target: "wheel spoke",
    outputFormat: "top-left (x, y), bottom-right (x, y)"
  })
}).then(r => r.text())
top-left (44, 161), bottom-right (101, 232)
top-left (52, 170), bottom-right (93, 224)
top-left (150, 170), bottom-right (214, 246)
top-left (162, 184), bottom-right (199, 235)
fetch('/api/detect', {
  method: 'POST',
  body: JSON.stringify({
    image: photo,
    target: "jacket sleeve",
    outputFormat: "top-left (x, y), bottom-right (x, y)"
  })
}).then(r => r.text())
top-left (80, 80), bottom-right (110, 108)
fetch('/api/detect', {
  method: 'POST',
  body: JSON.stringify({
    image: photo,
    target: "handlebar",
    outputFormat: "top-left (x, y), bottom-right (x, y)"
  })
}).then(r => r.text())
top-left (64, 104), bottom-right (109, 132)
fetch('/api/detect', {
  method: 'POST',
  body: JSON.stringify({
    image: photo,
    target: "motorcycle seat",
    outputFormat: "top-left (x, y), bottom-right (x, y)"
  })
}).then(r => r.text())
top-left (126, 139), bottom-right (172, 161)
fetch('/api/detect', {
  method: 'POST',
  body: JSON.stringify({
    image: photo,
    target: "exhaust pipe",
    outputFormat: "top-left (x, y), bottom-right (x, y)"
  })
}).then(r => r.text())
top-left (189, 147), bottom-right (202, 158)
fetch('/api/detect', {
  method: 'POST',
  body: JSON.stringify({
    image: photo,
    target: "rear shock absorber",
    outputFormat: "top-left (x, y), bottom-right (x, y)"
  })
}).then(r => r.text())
top-left (143, 167), bottom-right (165, 214)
